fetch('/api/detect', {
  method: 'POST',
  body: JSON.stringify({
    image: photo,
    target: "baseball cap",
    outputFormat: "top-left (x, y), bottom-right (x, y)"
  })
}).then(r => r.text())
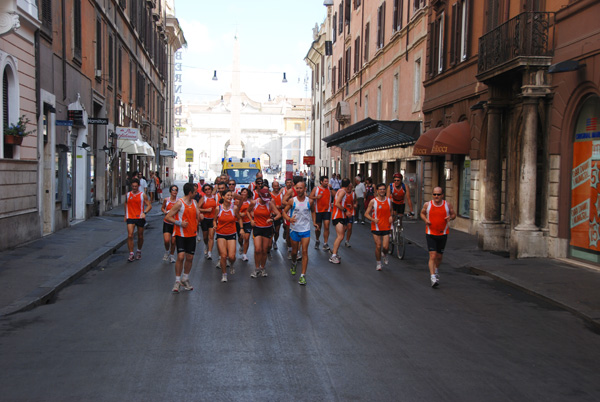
top-left (259, 188), bottom-right (271, 201)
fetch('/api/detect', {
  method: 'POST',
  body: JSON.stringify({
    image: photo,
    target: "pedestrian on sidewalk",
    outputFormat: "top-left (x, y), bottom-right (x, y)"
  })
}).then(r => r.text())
top-left (148, 171), bottom-right (157, 203)
top-left (282, 180), bottom-right (315, 285)
top-left (161, 185), bottom-right (179, 263)
top-left (124, 178), bottom-right (152, 262)
top-left (420, 186), bottom-right (457, 288)
top-left (165, 182), bottom-right (200, 293)
top-left (364, 183), bottom-right (393, 271)
top-left (354, 176), bottom-right (366, 224)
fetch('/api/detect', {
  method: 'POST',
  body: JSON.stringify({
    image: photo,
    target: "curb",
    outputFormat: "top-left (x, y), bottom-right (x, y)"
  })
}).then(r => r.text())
top-left (0, 235), bottom-right (128, 318)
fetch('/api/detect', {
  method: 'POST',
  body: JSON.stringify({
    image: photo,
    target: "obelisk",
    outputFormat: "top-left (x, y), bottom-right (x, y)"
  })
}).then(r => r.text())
top-left (227, 35), bottom-right (244, 158)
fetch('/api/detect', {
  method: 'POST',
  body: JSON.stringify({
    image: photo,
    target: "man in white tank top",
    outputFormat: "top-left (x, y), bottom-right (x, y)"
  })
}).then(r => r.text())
top-left (282, 181), bottom-right (316, 285)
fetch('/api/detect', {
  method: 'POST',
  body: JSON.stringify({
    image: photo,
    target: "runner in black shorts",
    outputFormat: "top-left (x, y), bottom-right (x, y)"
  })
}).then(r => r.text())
top-left (426, 234), bottom-right (447, 254)
top-left (127, 218), bottom-right (146, 227)
top-left (253, 226), bottom-right (274, 238)
top-left (176, 236), bottom-right (197, 255)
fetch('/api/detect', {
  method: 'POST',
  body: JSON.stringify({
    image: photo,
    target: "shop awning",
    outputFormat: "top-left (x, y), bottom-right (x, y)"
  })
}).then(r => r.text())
top-left (412, 127), bottom-right (444, 156)
top-left (159, 149), bottom-right (177, 158)
top-left (117, 139), bottom-right (147, 155)
top-left (322, 118), bottom-right (420, 154)
top-left (142, 142), bottom-right (155, 157)
top-left (432, 121), bottom-right (471, 155)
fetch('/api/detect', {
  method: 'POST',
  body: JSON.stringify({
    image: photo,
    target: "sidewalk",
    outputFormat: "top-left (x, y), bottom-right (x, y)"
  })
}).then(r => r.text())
top-left (1, 208), bottom-right (599, 329)
top-left (401, 219), bottom-right (600, 329)
top-left (0, 203), bottom-right (163, 317)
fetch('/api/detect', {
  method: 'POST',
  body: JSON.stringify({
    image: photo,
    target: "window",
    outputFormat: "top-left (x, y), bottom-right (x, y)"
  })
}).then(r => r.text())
top-left (414, 0), bottom-right (425, 11)
top-left (428, 12), bottom-right (445, 77)
top-left (458, 156), bottom-right (471, 217)
top-left (414, 58), bottom-right (421, 105)
top-left (450, 0), bottom-right (469, 65)
top-left (364, 23), bottom-right (370, 61)
top-left (393, 73), bottom-right (399, 113)
top-left (345, 0), bottom-right (351, 26)
top-left (377, 2), bottom-right (386, 49)
top-left (393, 0), bottom-right (404, 32)
top-left (118, 47), bottom-right (122, 91)
top-left (338, 58), bottom-right (343, 90)
top-left (332, 66), bottom-right (336, 92)
top-left (345, 47), bottom-right (351, 83)
top-left (73, 0), bottom-right (82, 60)
top-left (129, 61), bottom-right (134, 103)
top-left (354, 36), bottom-right (361, 73)
top-left (333, 13), bottom-right (337, 43)
top-left (108, 34), bottom-right (114, 85)
top-left (355, 0), bottom-right (361, 9)
top-left (96, 18), bottom-right (102, 74)
top-left (137, 71), bottom-right (146, 110)
top-left (339, 3), bottom-right (344, 34)
top-left (41, 0), bottom-right (52, 35)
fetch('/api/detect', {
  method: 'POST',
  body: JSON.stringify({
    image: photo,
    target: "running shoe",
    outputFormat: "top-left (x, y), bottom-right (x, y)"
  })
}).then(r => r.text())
top-left (435, 269), bottom-right (440, 283)
top-left (162, 251), bottom-right (169, 261)
top-left (196, 234), bottom-right (202, 242)
top-left (298, 276), bottom-right (307, 285)
top-left (260, 268), bottom-right (268, 277)
top-left (180, 278), bottom-right (193, 291)
top-left (272, 242), bottom-right (278, 250)
top-left (250, 269), bottom-right (261, 278)
top-left (431, 275), bottom-right (439, 288)
top-left (172, 281), bottom-right (181, 293)
top-left (204, 249), bottom-right (208, 257)
top-left (221, 274), bottom-right (228, 283)
top-left (287, 250), bottom-right (292, 260)
top-left (206, 252), bottom-right (212, 260)
top-left (344, 241), bottom-right (351, 248)
top-left (328, 255), bottom-right (340, 264)
top-left (239, 248), bottom-right (243, 255)
top-left (290, 261), bottom-right (297, 276)
top-left (382, 254), bottom-right (389, 265)
top-left (169, 254), bottom-right (176, 263)
top-left (376, 262), bottom-right (382, 271)
top-left (229, 265), bottom-right (235, 275)
top-left (323, 243), bottom-right (330, 251)
top-left (127, 253), bottom-right (135, 262)
top-left (242, 254), bottom-right (249, 262)
top-left (361, 221), bottom-right (365, 225)
top-left (135, 250), bottom-right (142, 260)
top-left (314, 240), bottom-right (320, 249)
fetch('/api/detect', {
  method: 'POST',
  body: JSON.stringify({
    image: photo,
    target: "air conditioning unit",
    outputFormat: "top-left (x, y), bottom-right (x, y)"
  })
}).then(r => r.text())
top-left (95, 70), bottom-right (102, 78)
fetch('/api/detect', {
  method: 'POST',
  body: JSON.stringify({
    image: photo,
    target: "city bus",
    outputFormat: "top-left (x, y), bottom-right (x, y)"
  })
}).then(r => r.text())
top-left (221, 157), bottom-right (262, 189)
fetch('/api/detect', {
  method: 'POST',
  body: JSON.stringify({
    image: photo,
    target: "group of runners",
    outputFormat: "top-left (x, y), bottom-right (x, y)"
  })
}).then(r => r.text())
top-left (123, 171), bottom-right (456, 292)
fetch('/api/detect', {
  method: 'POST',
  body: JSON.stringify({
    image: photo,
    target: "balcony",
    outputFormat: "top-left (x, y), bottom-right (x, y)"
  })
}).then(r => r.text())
top-left (477, 12), bottom-right (554, 82)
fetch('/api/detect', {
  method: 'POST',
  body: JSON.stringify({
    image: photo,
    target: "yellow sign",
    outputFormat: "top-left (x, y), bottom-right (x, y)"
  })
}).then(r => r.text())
top-left (185, 148), bottom-right (193, 162)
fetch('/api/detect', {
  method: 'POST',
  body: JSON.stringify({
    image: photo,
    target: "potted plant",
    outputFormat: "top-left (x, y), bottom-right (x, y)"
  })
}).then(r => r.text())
top-left (4, 115), bottom-right (35, 146)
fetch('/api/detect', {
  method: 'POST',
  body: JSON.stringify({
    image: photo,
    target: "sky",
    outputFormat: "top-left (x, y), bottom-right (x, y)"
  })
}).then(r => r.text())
top-left (174, 1), bottom-right (328, 104)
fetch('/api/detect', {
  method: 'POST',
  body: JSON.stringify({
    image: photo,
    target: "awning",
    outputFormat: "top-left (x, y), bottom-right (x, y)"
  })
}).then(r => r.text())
top-left (159, 149), bottom-right (177, 158)
top-left (432, 121), bottom-right (471, 155)
top-left (117, 139), bottom-right (147, 155)
top-left (412, 127), bottom-right (444, 156)
top-left (322, 118), bottom-right (420, 154)
top-left (142, 142), bottom-right (155, 157)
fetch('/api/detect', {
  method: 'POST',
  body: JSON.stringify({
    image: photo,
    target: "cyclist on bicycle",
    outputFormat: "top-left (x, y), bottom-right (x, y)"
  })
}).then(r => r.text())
top-left (387, 173), bottom-right (414, 223)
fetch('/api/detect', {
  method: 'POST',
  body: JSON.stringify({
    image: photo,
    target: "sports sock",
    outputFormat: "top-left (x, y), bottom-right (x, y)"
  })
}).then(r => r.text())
top-left (175, 276), bottom-right (181, 282)
top-left (182, 274), bottom-right (189, 281)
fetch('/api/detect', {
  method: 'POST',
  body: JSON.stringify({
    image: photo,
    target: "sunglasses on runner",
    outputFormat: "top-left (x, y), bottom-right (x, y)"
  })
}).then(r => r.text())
top-left (433, 193), bottom-right (442, 196)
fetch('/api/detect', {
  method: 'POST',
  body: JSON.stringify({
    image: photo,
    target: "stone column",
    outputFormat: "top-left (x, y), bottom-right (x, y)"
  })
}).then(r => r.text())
top-left (484, 103), bottom-right (502, 223)
top-left (515, 96), bottom-right (539, 230)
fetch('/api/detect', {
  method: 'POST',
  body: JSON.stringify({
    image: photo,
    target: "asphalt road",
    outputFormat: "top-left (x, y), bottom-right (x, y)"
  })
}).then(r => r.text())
top-left (1, 211), bottom-right (599, 401)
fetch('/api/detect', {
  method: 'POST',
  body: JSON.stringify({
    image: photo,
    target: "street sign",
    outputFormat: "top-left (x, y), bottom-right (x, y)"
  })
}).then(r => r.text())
top-left (88, 118), bottom-right (108, 125)
top-left (185, 148), bottom-right (193, 162)
top-left (56, 120), bottom-right (73, 126)
top-left (306, 149), bottom-right (313, 156)
top-left (303, 156), bottom-right (315, 165)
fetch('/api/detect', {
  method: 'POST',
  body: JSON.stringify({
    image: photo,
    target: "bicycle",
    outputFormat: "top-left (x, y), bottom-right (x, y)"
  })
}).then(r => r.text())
top-left (389, 213), bottom-right (413, 259)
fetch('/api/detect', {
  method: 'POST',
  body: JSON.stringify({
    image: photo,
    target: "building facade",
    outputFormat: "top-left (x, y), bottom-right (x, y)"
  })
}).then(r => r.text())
top-left (0, 0), bottom-right (183, 251)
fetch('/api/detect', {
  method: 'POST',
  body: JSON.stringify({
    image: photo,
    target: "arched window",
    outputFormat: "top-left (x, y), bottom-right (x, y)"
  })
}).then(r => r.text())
top-left (1, 55), bottom-right (21, 159)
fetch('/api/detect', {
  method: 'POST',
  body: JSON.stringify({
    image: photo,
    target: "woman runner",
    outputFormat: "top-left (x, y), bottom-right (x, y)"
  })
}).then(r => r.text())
top-left (161, 185), bottom-right (179, 263)
top-left (213, 190), bottom-right (240, 283)
top-left (249, 188), bottom-right (281, 278)
top-left (198, 184), bottom-right (217, 260)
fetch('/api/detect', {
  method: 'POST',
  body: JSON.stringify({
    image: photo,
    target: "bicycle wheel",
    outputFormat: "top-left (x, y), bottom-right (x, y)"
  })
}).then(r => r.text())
top-left (388, 229), bottom-right (395, 255)
top-left (395, 226), bottom-right (406, 259)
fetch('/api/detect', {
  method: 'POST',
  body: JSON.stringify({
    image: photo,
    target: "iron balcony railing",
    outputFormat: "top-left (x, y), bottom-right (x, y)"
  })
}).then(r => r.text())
top-left (478, 12), bottom-right (555, 76)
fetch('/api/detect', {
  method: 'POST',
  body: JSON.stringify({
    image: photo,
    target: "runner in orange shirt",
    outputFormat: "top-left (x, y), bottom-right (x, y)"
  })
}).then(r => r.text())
top-left (329, 178), bottom-right (351, 264)
top-left (249, 187), bottom-right (281, 278)
top-left (161, 184), bottom-right (179, 263)
top-left (237, 188), bottom-right (253, 262)
top-left (124, 178), bottom-right (152, 262)
top-left (214, 189), bottom-right (240, 283)
top-left (270, 181), bottom-right (285, 251)
top-left (364, 183), bottom-right (393, 271)
top-left (309, 176), bottom-right (332, 251)
top-left (198, 184), bottom-right (217, 260)
top-left (344, 182), bottom-right (355, 248)
top-left (420, 186), bottom-right (456, 287)
top-left (165, 183), bottom-right (200, 293)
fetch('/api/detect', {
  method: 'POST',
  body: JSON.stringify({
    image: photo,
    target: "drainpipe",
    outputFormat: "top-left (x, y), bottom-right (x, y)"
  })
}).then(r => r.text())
top-left (62, 0), bottom-right (67, 101)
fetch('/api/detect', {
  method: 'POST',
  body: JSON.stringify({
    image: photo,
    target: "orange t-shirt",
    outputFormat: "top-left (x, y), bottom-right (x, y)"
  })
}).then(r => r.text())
top-left (174, 199), bottom-right (198, 238)
top-left (202, 195), bottom-right (217, 219)
top-left (216, 206), bottom-right (237, 235)
top-left (254, 202), bottom-right (272, 228)
top-left (425, 200), bottom-right (450, 235)
top-left (126, 191), bottom-right (144, 219)
top-left (239, 200), bottom-right (251, 223)
top-left (315, 186), bottom-right (331, 213)
top-left (371, 197), bottom-right (392, 232)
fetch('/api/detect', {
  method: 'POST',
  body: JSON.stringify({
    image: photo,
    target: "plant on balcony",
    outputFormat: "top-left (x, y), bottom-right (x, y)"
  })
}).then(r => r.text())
top-left (4, 115), bottom-right (35, 145)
